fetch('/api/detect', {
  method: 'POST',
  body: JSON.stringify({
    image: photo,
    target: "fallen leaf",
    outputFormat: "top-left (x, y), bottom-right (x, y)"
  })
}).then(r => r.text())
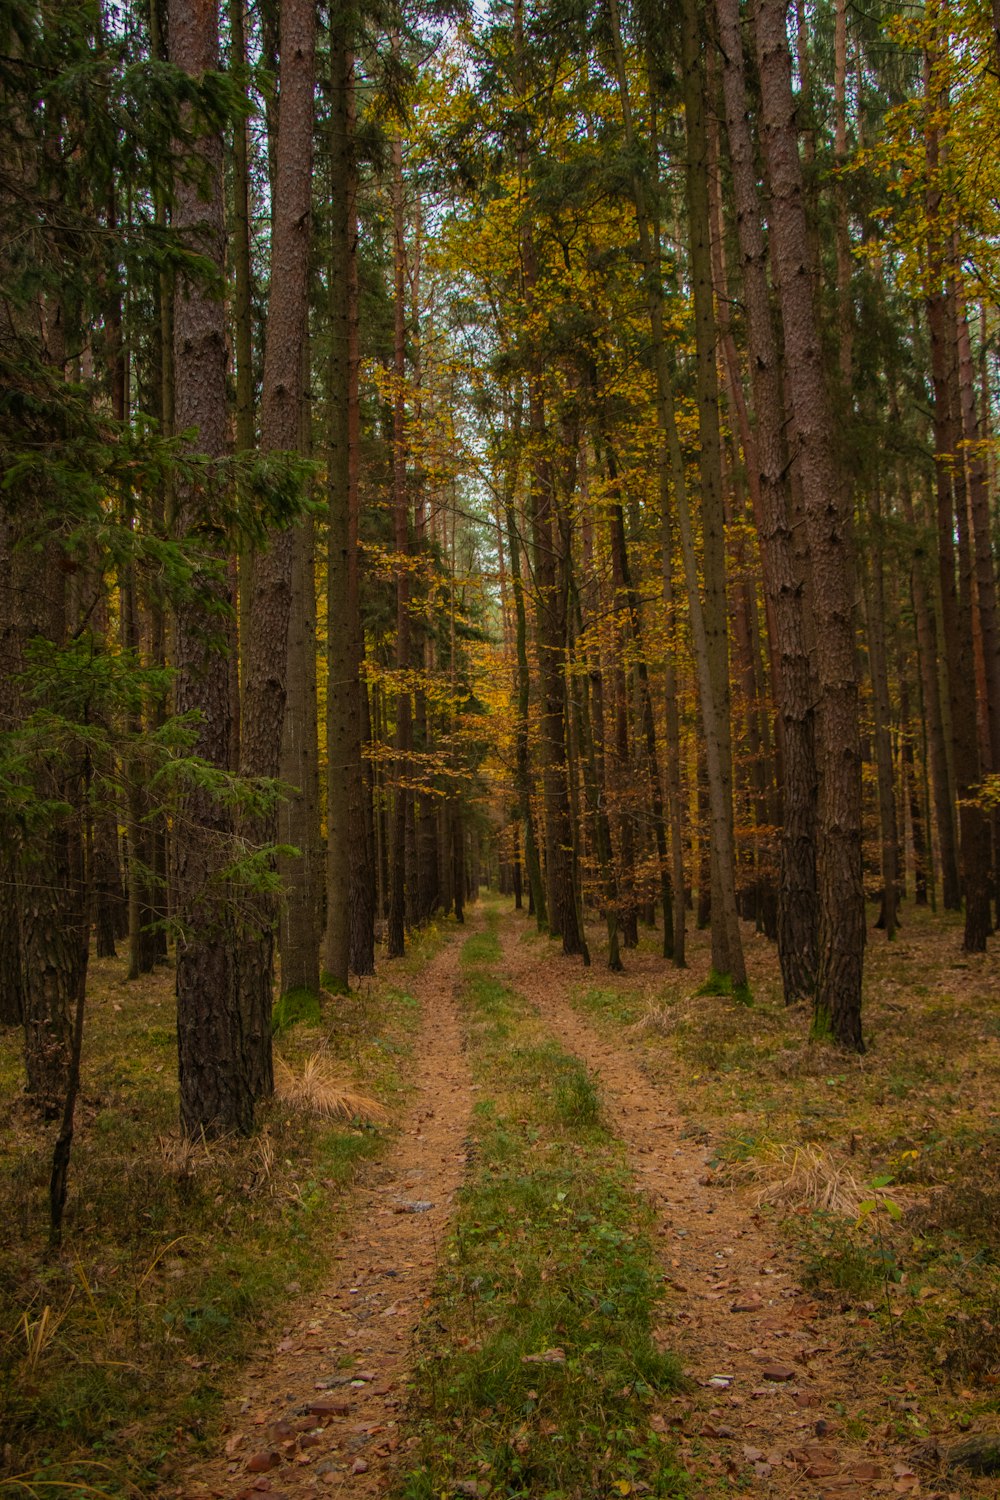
top-left (246, 1453), bottom-right (280, 1474)
top-left (805, 1459), bottom-right (839, 1478)
top-left (307, 1399), bottom-right (351, 1417)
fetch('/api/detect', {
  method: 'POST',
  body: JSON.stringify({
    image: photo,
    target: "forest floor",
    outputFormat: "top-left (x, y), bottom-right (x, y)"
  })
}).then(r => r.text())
top-left (2, 897), bottom-right (999, 1500)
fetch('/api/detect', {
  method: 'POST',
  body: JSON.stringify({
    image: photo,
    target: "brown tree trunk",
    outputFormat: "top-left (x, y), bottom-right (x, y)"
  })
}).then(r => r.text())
top-left (755, 0), bottom-right (865, 1047)
top-left (681, 0), bottom-right (738, 981)
top-left (387, 121), bottom-right (411, 960)
top-left (238, 0), bottom-right (317, 1084)
top-left (863, 500), bottom-right (899, 939)
top-left (504, 457), bottom-right (547, 930)
top-left (278, 503), bottom-right (321, 998)
top-left (716, 0), bottom-right (819, 1002)
top-left (324, 18), bottom-right (354, 989)
top-left (344, 58), bottom-right (375, 976)
top-left (169, 0), bottom-right (248, 1137)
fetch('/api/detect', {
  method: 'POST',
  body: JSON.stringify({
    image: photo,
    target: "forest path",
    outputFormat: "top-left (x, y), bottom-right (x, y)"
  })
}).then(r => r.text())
top-left (172, 913), bottom-right (478, 1500)
top-left (496, 907), bottom-right (961, 1500)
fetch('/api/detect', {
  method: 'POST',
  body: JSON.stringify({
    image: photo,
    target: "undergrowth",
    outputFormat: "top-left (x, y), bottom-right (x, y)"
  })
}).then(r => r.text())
top-left (397, 908), bottom-right (686, 1500)
top-left (565, 901), bottom-right (1000, 1438)
top-left (0, 923), bottom-right (441, 1499)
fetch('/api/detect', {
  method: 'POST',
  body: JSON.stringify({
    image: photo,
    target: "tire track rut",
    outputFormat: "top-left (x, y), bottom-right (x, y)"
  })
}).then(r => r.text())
top-left (496, 910), bottom-right (950, 1500)
top-left (171, 917), bottom-right (477, 1500)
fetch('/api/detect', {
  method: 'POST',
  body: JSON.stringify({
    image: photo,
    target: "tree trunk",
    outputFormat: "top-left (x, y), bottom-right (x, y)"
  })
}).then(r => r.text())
top-left (387, 122), bottom-right (411, 960)
top-left (755, 0), bottom-right (865, 1047)
top-left (324, 19), bottom-right (354, 989)
top-left (278, 506), bottom-right (321, 998)
top-left (169, 0), bottom-right (248, 1137)
top-left (681, 0), bottom-right (738, 981)
top-left (504, 462), bottom-right (547, 930)
top-left (716, 0), bottom-right (819, 1002)
top-left (238, 0), bottom-right (317, 1084)
top-left (863, 500), bottom-right (899, 938)
top-left (0, 500), bottom-right (24, 1022)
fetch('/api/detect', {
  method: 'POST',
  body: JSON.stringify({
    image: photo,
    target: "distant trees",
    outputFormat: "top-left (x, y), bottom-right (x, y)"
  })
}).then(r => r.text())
top-left (427, 0), bottom-right (1000, 1051)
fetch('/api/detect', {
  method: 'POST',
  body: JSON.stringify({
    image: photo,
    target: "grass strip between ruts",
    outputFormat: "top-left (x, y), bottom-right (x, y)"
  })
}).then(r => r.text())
top-left (397, 909), bottom-right (687, 1500)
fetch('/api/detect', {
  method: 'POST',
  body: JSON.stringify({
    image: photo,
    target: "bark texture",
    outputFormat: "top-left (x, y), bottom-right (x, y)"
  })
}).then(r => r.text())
top-left (169, 0), bottom-right (247, 1137)
top-left (717, 0), bottom-right (819, 1001)
top-left (755, 0), bottom-right (865, 1048)
top-left (238, 0), bottom-right (317, 1079)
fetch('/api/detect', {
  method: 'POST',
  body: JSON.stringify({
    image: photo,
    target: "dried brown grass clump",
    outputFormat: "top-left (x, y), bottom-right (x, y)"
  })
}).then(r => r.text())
top-left (274, 1054), bottom-right (389, 1126)
top-left (158, 1131), bottom-right (233, 1181)
top-left (628, 1005), bottom-right (677, 1037)
top-left (727, 1142), bottom-right (870, 1217)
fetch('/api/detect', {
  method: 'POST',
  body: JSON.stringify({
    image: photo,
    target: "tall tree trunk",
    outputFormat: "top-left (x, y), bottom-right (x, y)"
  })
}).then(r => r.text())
top-left (278, 503), bottom-right (321, 998)
top-left (238, 0), bottom-right (317, 1085)
top-left (755, 0), bottom-right (865, 1047)
top-left (716, 0), bottom-right (818, 1002)
top-left (344, 59), bottom-right (376, 976)
top-left (0, 501), bottom-right (24, 1021)
top-left (680, 0), bottom-right (738, 981)
top-left (863, 498), bottom-right (899, 938)
top-left (229, 0), bottom-right (253, 776)
top-left (387, 121), bottom-right (411, 960)
top-left (955, 298), bottom-right (1000, 912)
top-left (169, 0), bottom-right (247, 1137)
top-left (504, 457), bottom-right (547, 929)
top-left (324, 18), bottom-right (354, 989)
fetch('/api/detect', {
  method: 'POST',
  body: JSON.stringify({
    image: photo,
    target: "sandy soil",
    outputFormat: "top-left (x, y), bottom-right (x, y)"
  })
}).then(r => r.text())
top-left (169, 902), bottom-right (988, 1500)
top-left (168, 916), bottom-right (477, 1500)
top-left (497, 909), bottom-right (978, 1500)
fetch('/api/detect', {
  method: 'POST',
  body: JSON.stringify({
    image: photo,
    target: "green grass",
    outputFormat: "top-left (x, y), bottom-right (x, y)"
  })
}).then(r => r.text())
top-left (574, 985), bottom-right (640, 1027)
top-left (0, 940), bottom-right (424, 1498)
top-left (396, 914), bottom-right (686, 1500)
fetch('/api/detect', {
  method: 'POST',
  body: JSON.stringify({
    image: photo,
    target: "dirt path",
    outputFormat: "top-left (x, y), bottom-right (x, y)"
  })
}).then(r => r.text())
top-left (497, 910), bottom-right (964, 1500)
top-left (172, 919), bottom-right (476, 1500)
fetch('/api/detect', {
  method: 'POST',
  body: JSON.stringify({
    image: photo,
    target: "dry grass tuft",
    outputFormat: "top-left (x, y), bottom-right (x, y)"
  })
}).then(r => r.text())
top-left (158, 1131), bottom-right (232, 1181)
top-left (726, 1142), bottom-right (873, 1217)
top-left (274, 1053), bottom-right (389, 1126)
top-left (628, 1005), bottom-right (677, 1037)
